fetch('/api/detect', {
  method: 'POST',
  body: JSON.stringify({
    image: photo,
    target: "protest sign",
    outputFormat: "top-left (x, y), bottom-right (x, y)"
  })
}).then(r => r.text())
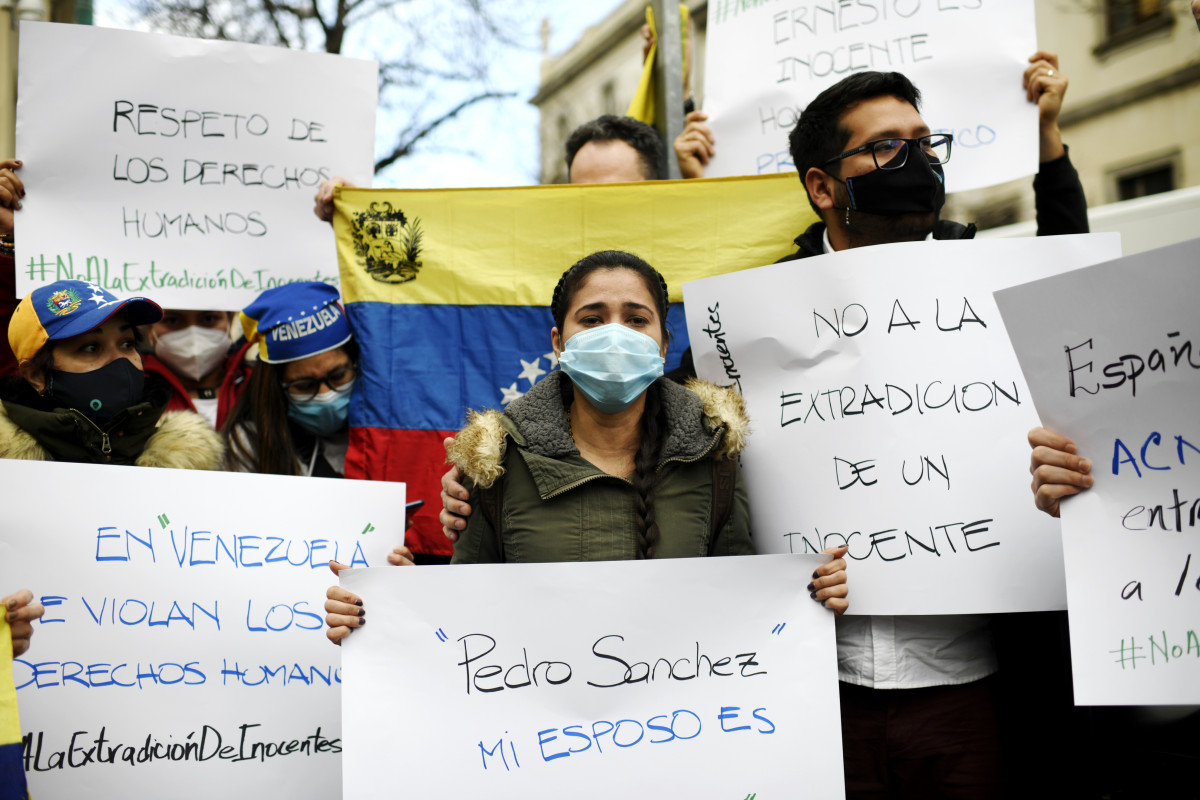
top-left (683, 234), bottom-right (1121, 615)
top-left (995, 238), bottom-right (1200, 705)
top-left (15, 21), bottom-right (377, 310)
top-left (340, 554), bottom-right (842, 798)
top-left (0, 459), bottom-right (404, 798)
top-left (703, 0), bottom-right (1038, 192)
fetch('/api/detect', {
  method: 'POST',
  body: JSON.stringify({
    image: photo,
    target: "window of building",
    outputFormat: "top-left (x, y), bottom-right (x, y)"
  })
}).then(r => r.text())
top-left (1107, 0), bottom-right (1167, 36)
top-left (601, 82), bottom-right (617, 117)
top-left (1095, 0), bottom-right (1173, 56)
top-left (1117, 164), bottom-right (1175, 201)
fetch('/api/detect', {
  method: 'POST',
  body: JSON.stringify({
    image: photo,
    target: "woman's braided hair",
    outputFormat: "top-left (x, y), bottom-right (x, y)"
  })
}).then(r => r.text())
top-left (552, 250), bottom-right (671, 559)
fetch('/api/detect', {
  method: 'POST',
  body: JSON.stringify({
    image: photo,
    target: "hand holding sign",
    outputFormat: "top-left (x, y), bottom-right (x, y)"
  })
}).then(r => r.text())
top-left (3, 589), bottom-right (44, 658)
top-left (1028, 426), bottom-right (1093, 518)
top-left (1024, 51), bottom-right (1069, 162)
top-left (0, 159), bottom-right (23, 236)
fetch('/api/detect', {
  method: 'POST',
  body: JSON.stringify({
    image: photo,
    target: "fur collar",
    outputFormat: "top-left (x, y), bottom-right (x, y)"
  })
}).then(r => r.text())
top-left (0, 401), bottom-right (224, 470)
top-left (447, 371), bottom-right (749, 488)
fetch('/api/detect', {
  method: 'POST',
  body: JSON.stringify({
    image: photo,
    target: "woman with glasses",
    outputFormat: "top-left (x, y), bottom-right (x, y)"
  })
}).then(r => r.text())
top-left (223, 282), bottom-right (359, 477)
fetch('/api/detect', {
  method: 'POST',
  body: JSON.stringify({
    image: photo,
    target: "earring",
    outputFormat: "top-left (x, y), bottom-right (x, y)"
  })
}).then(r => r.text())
top-left (845, 207), bottom-right (850, 226)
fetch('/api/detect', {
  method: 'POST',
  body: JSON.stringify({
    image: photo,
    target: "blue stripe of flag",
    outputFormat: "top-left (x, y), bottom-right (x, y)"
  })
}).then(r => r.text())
top-left (0, 741), bottom-right (26, 800)
top-left (347, 302), bottom-right (690, 432)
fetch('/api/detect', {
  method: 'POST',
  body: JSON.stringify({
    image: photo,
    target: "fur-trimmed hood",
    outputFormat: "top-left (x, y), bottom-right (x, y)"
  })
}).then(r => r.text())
top-left (447, 371), bottom-right (749, 488)
top-left (0, 400), bottom-right (225, 470)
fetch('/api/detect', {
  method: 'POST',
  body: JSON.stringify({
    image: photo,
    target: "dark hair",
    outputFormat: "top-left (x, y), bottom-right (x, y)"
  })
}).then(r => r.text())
top-left (551, 250), bottom-right (669, 338)
top-left (221, 340), bottom-right (359, 475)
top-left (23, 345), bottom-right (56, 392)
top-left (788, 72), bottom-right (923, 211)
top-left (564, 115), bottom-right (665, 181)
top-left (552, 250), bottom-right (670, 558)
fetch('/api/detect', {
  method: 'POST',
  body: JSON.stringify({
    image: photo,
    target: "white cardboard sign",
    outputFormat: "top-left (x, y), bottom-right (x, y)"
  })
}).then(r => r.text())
top-left (994, 237), bottom-right (1200, 705)
top-left (0, 460), bottom-right (404, 798)
top-left (703, 0), bottom-right (1038, 191)
top-left (683, 234), bottom-right (1122, 615)
top-left (340, 555), bottom-right (843, 799)
top-left (15, 21), bottom-right (377, 310)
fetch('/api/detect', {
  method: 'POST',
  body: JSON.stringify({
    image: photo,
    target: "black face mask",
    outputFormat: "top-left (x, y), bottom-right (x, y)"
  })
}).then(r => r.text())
top-left (840, 151), bottom-right (946, 216)
top-left (49, 358), bottom-right (146, 420)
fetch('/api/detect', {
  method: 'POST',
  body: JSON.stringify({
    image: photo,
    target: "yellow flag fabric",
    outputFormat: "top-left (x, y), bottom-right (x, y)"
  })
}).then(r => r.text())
top-left (0, 618), bottom-right (18, 745)
top-left (625, 4), bottom-right (690, 125)
top-left (333, 173), bottom-right (816, 307)
top-left (1, 616), bottom-right (28, 800)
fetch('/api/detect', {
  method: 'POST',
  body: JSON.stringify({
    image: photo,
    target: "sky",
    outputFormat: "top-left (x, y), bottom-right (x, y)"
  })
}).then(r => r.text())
top-left (95, 1), bottom-right (627, 190)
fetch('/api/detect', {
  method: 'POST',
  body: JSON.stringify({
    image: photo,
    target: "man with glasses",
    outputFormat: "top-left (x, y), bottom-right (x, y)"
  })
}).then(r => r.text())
top-left (783, 54), bottom-right (1087, 261)
top-left (782, 60), bottom-right (1087, 799)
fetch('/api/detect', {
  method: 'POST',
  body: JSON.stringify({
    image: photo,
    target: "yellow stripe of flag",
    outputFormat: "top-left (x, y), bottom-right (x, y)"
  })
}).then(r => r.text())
top-left (333, 173), bottom-right (817, 307)
top-left (1, 617), bottom-right (21, 746)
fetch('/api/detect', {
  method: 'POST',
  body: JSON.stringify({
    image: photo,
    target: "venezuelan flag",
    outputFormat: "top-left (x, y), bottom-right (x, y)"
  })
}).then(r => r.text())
top-left (332, 174), bottom-right (816, 556)
top-left (1, 617), bottom-right (27, 800)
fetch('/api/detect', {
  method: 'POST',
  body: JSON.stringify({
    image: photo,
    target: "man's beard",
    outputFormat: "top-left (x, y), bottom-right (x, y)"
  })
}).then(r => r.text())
top-left (832, 183), bottom-right (938, 248)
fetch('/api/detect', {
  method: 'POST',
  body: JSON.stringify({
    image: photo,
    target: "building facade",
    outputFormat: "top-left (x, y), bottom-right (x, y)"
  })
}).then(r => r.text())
top-left (1, 1), bottom-right (88, 158)
top-left (531, 0), bottom-right (708, 184)
top-left (945, 0), bottom-right (1200, 228)
top-left (533, 0), bottom-right (1200, 227)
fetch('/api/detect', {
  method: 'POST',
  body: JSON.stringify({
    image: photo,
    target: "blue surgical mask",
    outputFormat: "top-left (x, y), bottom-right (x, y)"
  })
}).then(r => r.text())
top-left (286, 379), bottom-right (353, 436)
top-left (558, 323), bottom-right (665, 414)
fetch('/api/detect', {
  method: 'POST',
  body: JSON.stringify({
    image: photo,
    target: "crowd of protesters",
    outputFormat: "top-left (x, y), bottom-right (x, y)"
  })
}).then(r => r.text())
top-left (3, 14), bottom-right (1197, 794)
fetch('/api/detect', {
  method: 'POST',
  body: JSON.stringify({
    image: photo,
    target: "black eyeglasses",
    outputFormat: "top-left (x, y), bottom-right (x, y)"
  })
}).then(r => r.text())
top-left (280, 363), bottom-right (358, 401)
top-left (822, 134), bottom-right (953, 171)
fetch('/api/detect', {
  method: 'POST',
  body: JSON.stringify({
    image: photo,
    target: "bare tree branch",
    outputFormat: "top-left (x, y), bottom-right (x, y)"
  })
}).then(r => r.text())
top-left (260, 0), bottom-right (295, 49)
top-left (136, 0), bottom-right (531, 174)
top-left (374, 90), bottom-right (515, 173)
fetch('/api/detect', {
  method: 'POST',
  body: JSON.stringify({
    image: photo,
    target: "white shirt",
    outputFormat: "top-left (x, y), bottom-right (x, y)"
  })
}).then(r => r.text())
top-left (820, 227), bottom-right (999, 690)
top-left (821, 226), bottom-right (934, 254)
top-left (836, 615), bottom-right (998, 689)
top-left (191, 396), bottom-right (219, 429)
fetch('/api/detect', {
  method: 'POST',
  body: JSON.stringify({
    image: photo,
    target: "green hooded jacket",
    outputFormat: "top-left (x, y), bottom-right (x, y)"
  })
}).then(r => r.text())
top-left (447, 372), bottom-right (754, 563)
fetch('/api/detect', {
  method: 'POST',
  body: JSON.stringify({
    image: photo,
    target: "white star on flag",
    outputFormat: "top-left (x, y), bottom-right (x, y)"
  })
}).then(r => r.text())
top-left (517, 357), bottom-right (546, 386)
top-left (543, 351), bottom-right (559, 370)
top-left (499, 382), bottom-right (524, 405)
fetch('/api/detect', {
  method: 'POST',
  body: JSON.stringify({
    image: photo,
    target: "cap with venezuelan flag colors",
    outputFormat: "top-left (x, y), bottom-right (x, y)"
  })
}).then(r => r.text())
top-left (241, 282), bottom-right (352, 364)
top-left (8, 280), bottom-right (162, 363)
